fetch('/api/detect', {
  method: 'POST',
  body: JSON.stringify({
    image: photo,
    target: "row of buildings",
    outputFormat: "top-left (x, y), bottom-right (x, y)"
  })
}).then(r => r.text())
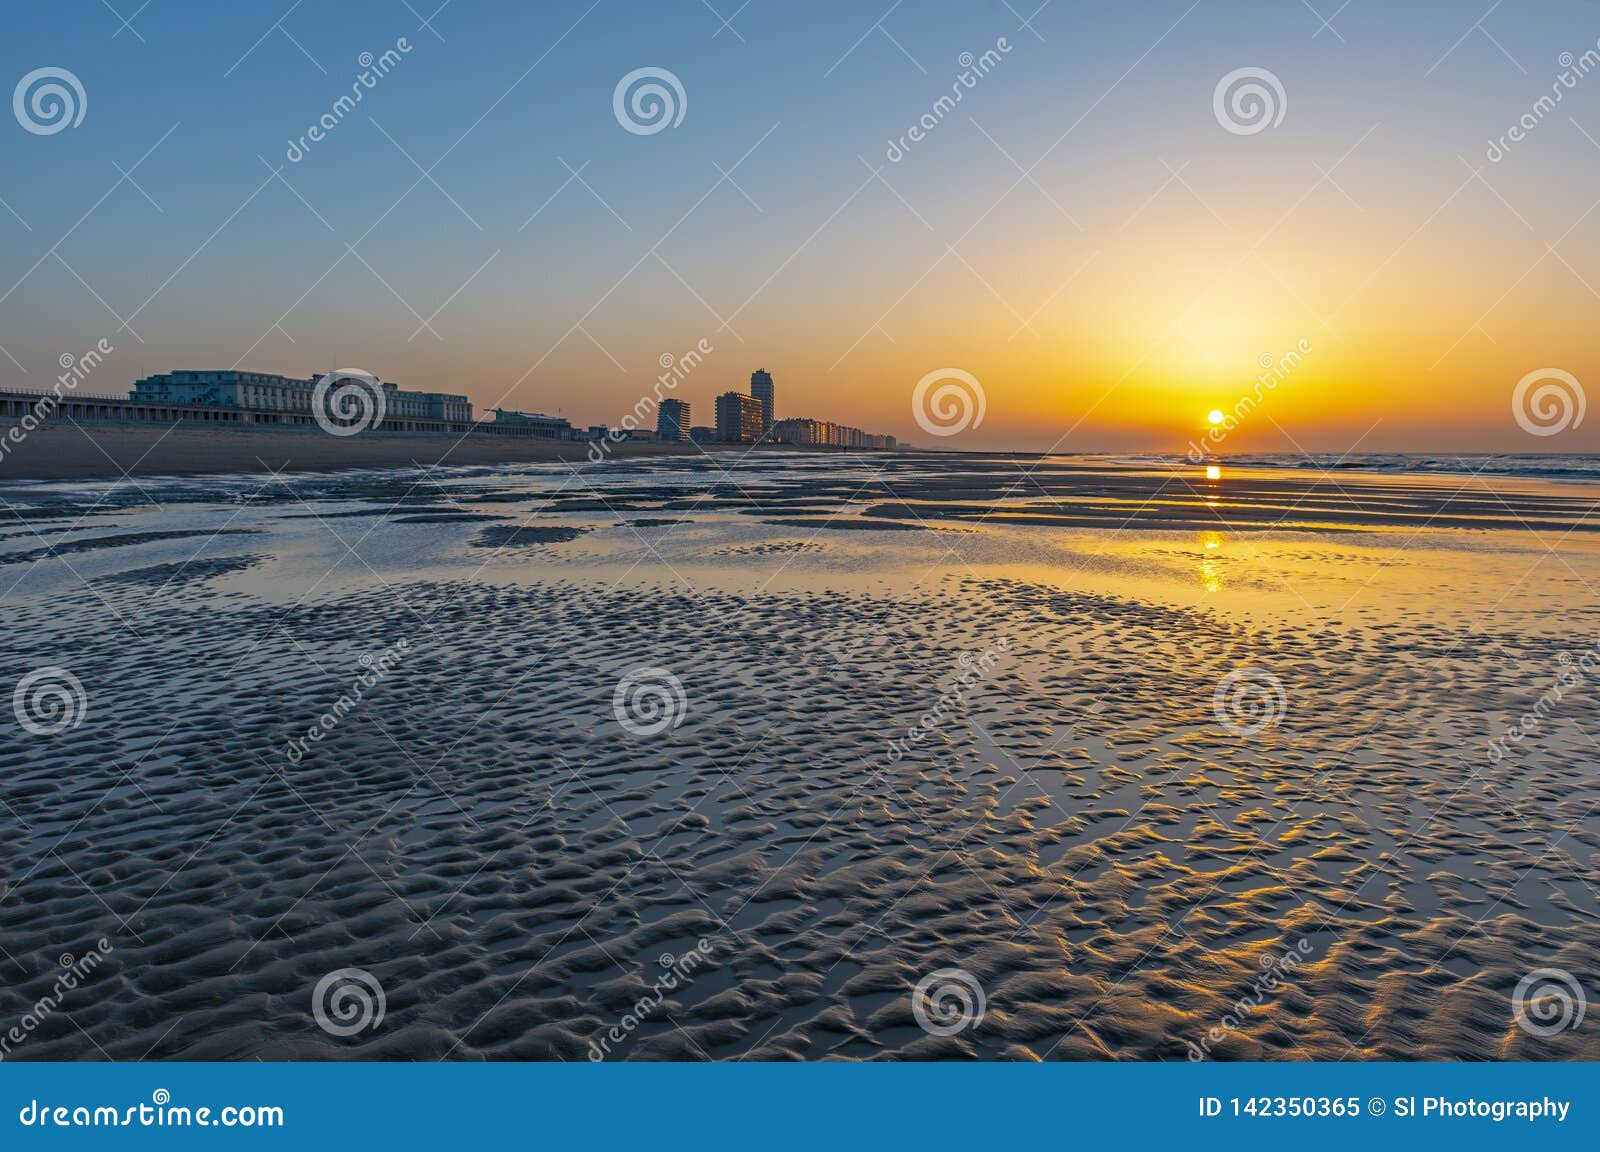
top-left (657, 369), bottom-right (895, 450)
top-left (768, 417), bottom-right (896, 451)
top-left (4, 366), bottom-right (898, 451)
top-left (131, 370), bottom-right (475, 423)
top-left (124, 369), bottom-right (565, 439)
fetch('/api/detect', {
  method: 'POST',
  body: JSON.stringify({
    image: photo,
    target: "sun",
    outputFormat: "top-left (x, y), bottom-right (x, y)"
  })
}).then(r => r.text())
top-left (1206, 409), bottom-right (1225, 426)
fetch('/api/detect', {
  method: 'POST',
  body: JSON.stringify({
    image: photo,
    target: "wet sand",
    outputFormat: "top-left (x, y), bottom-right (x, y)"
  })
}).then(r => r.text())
top-left (1, 454), bottom-right (1597, 1060)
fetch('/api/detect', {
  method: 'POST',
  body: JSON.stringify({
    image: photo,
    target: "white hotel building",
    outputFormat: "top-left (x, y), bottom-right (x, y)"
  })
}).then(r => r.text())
top-left (130, 370), bottom-right (473, 426)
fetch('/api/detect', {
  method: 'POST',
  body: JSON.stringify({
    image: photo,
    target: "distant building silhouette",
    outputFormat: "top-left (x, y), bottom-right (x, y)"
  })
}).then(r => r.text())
top-left (689, 425), bottom-right (716, 444)
top-left (715, 392), bottom-right (764, 443)
top-left (749, 369), bottom-right (775, 433)
top-left (771, 417), bottom-right (895, 450)
top-left (490, 408), bottom-right (573, 439)
top-left (657, 398), bottom-right (691, 442)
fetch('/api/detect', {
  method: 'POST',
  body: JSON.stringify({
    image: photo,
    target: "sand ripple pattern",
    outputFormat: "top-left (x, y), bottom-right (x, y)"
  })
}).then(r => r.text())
top-left (2, 561), bottom-right (1598, 1060)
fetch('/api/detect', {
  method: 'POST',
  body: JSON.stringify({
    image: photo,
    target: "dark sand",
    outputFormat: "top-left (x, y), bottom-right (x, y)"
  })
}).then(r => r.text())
top-left (2, 454), bottom-right (1598, 1061)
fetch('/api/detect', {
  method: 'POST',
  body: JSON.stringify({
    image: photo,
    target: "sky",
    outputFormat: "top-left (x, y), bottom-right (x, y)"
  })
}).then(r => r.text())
top-left (3, 0), bottom-right (1600, 453)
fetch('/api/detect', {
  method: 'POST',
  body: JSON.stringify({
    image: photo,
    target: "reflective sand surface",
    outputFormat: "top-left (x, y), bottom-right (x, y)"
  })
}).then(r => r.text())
top-left (2, 453), bottom-right (1597, 1059)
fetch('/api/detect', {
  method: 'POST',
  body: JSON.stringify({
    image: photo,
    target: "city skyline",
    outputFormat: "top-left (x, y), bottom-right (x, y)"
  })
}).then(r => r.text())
top-left (5, 2), bottom-right (1600, 453)
top-left (24, 359), bottom-right (900, 451)
top-left (109, 360), bottom-right (902, 445)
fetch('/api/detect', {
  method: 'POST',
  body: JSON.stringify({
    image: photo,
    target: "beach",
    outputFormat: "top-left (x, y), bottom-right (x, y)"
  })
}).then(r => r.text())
top-left (1, 452), bottom-right (1597, 1060)
top-left (0, 419), bottom-right (754, 481)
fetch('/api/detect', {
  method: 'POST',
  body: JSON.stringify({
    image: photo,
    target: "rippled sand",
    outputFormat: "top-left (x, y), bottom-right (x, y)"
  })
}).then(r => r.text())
top-left (2, 454), bottom-right (1597, 1060)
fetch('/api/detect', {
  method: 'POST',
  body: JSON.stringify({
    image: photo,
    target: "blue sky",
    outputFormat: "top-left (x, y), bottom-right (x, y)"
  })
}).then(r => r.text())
top-left (4, 1), bottom-right (1600, 450)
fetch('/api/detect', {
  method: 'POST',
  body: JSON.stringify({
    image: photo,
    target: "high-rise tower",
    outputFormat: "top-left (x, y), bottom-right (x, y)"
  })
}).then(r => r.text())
top-left (657, 398), bottom-right (691, 441)
top-left (749, 370), bottom-right (775, 434)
